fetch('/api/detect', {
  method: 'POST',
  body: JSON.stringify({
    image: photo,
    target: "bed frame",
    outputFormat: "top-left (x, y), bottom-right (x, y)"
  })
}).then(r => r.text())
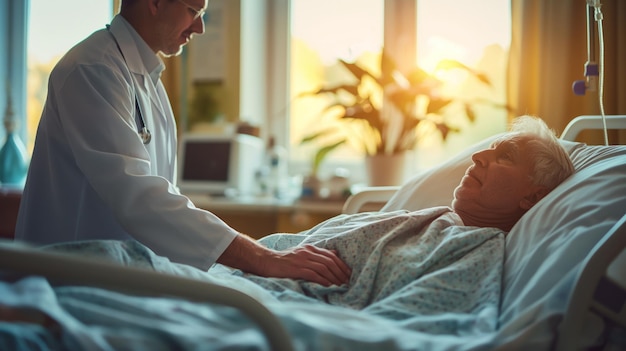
top-left (0, 115), bottom-right (625, 351)
top-left (0, 241), bottom-right (294, 351)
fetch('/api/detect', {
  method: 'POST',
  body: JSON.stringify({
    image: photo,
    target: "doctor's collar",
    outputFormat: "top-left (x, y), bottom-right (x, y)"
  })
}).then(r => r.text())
top-left (110, 15), bottom-right (164, 86)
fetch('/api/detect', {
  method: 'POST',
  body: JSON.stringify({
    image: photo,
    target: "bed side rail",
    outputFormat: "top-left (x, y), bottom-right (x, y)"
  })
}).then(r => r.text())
top-left (342, 186), bottom-right (400, 214)
top-left (0, 242), bottom-right (294, 351)
top-left (555, 213), bottom-right (626, 351)
top-left (560, 115), bottom-right (626, 141)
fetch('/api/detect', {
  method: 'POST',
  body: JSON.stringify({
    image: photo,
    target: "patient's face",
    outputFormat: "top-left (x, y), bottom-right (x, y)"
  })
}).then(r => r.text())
top-left (452, 134), bottom-right (544, 227)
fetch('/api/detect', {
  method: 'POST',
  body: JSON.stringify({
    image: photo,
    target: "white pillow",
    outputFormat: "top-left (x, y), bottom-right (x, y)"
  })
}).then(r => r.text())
top-left (499, 144), bottom-right (626, 329)
top-left (381, 135), bottom-right (500, 212)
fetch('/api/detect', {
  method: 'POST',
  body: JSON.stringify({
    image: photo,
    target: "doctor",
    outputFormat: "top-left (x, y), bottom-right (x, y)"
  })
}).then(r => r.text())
top-left (15, 0), bottom-right (351, 287)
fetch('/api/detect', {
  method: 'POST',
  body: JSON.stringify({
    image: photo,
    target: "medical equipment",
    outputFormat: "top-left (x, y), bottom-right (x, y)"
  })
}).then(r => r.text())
top-left (177, 133), bottom-right (264, 195)
top-left (572, 0), bottom-right (608, 146)
top-left (135, 98), bottom-right (152, 144)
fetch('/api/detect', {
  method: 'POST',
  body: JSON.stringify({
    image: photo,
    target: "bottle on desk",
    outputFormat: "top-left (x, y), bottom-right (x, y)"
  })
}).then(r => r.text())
top-left (0, 88), bottom-right (28, 187)
top-left (256, 136), bottom-right (288, 199)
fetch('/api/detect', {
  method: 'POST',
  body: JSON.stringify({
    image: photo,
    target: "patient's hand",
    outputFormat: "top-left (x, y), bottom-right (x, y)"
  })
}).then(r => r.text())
top-left (217, 235), bottom-right (351, 286)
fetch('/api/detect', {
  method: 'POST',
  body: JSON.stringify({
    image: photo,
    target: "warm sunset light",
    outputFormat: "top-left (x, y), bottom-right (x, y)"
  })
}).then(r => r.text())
top-left (416, 0), bottom-right (511, 73)
top-left (293, 0), bottom-right (510, 73)
top-left (291, 0), bottom-right (384, 65)
top-left (28, 0), bottom-right (111, 64)
top-left (291, 0), bottom-right (511, 175)
top-left (26, 0), bottom-right (112, 152)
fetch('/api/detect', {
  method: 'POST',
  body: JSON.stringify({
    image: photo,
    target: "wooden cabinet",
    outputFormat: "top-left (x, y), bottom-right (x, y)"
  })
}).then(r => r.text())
top-left (0, 187), bottom-right (22, 240)
top-left (276, 210), bottom-right (336, 234)
top-left (186, 194), bottom-right (345, 239)
top-left (2, 190), bottom-right (346, 241)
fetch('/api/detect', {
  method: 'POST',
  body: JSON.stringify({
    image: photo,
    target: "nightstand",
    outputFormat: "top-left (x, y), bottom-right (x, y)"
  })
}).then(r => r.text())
top-left (0, 186), bottom-right (22, 240)
top-left (185, 194), bottom-right (345, 239)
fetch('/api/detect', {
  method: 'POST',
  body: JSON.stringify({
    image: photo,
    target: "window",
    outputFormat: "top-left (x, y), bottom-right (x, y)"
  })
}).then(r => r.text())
top-left (289, 0), bottom-right (384, 182)
top-left (287, 0), bottom-right (510, 184)
top-left (414, 0), bottom-right (511, 170)
top-left (26, 0), bottom-right (113, 152)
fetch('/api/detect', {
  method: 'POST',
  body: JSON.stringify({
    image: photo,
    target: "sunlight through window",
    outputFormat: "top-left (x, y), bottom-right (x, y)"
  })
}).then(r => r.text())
top-left (290, 0), bottom-right (511, 182)
top-left (26, 0), bottom-right (113, 152)
top-left (290, 0), bottom-right (384, 174)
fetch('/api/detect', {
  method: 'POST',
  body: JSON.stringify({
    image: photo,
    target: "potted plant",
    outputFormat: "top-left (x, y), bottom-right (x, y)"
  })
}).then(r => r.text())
top-left (299, 51), bottom-right (507, 185)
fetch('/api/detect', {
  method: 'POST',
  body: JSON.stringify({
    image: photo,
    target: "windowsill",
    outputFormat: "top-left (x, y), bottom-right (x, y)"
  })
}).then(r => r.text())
top-left (184, 193), bottom-right (347, 215)
top-left (184, 192), bottom-right (349, 238)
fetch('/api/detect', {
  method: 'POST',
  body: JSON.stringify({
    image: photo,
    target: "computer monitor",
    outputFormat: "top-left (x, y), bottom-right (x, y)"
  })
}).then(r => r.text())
top-left (177, 133), bottom-right (264, 196)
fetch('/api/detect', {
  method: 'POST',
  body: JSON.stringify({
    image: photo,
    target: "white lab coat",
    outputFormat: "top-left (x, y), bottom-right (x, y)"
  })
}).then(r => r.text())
top-left (15, 15), bottom-right (237, 270)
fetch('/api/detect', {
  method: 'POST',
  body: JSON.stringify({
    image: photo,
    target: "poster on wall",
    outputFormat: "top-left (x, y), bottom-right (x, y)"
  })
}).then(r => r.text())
top-left (190, 0), bottom-right (225, 82)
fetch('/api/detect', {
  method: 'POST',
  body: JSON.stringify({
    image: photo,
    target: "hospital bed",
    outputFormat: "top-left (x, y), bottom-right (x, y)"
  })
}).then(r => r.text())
top-left (0, 115), bottom-right (624, 350)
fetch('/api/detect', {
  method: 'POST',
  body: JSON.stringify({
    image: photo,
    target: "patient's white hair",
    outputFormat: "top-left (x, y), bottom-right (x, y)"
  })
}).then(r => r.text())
top-left (506, 115), bottom-right (575, 191)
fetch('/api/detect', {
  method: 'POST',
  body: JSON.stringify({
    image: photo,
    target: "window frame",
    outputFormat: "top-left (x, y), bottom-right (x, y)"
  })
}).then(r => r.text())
top-left (1, 0), bottom-right (29, 143)
top-left (264, 0), bottom-right (418, 182)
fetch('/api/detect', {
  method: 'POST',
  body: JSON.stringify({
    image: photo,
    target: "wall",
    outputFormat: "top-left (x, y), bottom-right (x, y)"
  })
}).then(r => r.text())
top-left (182, 0), bottom-right (278, 141)
top-left (183, 0), bottom-right (241, 132)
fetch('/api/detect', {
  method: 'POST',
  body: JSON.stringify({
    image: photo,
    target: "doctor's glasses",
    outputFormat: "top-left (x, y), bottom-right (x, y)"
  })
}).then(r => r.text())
top-left (176, 0), bottom-right (206, 21)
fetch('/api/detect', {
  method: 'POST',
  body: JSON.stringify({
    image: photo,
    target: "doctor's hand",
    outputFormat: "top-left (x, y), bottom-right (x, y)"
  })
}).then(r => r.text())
top-left (260, 244), bottom-right (352, 287)
top-left (217, 235), bottom-right (352, 287)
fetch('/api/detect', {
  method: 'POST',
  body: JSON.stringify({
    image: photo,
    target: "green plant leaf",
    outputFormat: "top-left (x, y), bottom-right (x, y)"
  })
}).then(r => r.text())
top-left (313, 139), bottom-right (346, 175)
top-left (464, 104), bottom-right (476, 123)
top-left (436, 59), bottom-right (493, 86)
top-left (339, 60), bottom-right (374, 82)
top-left (426, 97), bottom-right (453, 114)
top-left (405, 66), bottom-right (433, 86)
top-left (297, 52), bottom-right (506, 157)
top-left (435, 122), bottom-right (460, 140)
top-left (298, 84), bottom-right (361, 100)
top-left (341, 98), bottom-right (384, 132)
top-left (402, 114), bottom-right (421, 133)
top-left (300, 129), bottom-right (336, 144)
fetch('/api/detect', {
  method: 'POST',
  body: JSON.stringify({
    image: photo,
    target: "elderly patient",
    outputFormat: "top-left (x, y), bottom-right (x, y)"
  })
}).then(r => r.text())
top-left (451, 115), bottom-right (574, 231)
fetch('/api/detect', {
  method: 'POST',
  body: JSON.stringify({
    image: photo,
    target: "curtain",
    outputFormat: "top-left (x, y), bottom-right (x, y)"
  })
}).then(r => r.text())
top-left (508, 0), bottom-right (626, 143)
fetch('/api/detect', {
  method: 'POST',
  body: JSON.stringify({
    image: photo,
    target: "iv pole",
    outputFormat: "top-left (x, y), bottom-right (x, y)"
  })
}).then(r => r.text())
top-left (572, 0), bottom-right (608, 146)
top-left (572, 1), bottom-right (598, 96)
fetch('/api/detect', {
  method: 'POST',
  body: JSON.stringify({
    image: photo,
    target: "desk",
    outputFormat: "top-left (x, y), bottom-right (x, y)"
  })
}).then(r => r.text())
top-left (0, 188), bottom-right (355, 240)
top-left (186, 194), bottom-right (346, 239)
top-left (0, 186), bottom-right (22, 240)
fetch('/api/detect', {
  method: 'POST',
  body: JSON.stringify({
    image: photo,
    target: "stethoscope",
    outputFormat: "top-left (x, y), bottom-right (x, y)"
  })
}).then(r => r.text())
top-left (134, 99), bottom-right (152, 144)
top-left (106, 25), bottom-right (152, 145)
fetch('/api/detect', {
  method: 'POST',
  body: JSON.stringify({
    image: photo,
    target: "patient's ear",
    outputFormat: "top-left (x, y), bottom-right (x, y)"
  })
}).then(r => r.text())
top-left (520, 186), bottom-right (550, 210)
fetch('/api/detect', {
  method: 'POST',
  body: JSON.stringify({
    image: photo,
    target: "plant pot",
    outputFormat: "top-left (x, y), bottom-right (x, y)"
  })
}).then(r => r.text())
top-left (365, 152), bottom-right (408, 186)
